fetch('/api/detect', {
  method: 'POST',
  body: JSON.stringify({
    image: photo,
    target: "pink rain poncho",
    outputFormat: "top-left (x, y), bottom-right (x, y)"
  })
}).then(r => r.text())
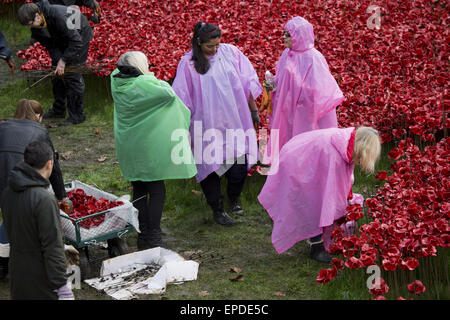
top-left (172, 43), bottom-right (262, 182)
top-left (265, 17), bottom-right (344, 163)
top-left (258, 127), bottom-right (355, 254)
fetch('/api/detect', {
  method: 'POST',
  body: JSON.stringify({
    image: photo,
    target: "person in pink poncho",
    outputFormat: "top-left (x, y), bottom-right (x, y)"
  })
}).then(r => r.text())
top-left (258, 126), bottom-right (381, 263)
top-left (172, 22), bottom-right (262, 226)
top-left (264, 16), bottom-right (344, 164)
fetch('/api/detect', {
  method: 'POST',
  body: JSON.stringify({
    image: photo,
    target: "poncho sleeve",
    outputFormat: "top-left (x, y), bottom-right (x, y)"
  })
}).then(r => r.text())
top-left (172, 55), bottom-right (195, 113)
top-left (226, 44), bottom-right (262, 101)
top-left (299, 53), bottom-right (344, 129)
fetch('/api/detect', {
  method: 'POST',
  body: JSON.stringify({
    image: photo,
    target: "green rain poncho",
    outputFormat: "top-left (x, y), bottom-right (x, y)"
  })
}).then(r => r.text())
top-left (111, 69), bottom-right (197, 181)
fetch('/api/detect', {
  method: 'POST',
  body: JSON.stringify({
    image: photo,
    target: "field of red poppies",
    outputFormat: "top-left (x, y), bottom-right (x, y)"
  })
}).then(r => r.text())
top-left (6, 0), bottom-right (450, 299)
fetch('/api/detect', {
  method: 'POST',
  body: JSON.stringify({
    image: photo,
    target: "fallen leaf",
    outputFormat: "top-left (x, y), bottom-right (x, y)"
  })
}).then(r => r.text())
top-left (230, 275), bottom-right (244, 282)
top-left (191, 190), bottom-right (202, 195)
top-left (275, 291), bottom-right (286, 297)
top-left (184, 250), bottom-right (203, 256)
top-left (199, 291), bottom-right (210, 297)
top-left (97, 156), bottom-right (107, 162)
top-left (60, 151), bottom-right (73, 160)
top-left (93, 128), bottom-right (102, 135)
top-left (229, 267), bottom-right (242, 273)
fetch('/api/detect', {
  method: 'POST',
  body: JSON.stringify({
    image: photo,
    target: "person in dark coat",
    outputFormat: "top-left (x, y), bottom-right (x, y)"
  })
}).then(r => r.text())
top-left (0, 29), bottom-right (15, 73)
top-left (0, 99), bottom-right (69, 280)
top-left (18, 0), bottom-right (94, 126)
top-left (0, 141), bottom-right (73, 300)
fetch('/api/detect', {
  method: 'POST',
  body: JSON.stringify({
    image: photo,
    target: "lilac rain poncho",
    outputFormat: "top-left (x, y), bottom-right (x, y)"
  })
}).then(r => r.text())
top-left (258, 127), bottom-right (355, 254)
top-left (172, 43), bottom-right (262, 182)
top-left (265, 17), bottom-right (344, 163)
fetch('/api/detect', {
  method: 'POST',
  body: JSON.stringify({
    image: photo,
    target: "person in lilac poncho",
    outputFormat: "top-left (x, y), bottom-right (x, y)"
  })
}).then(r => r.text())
top-left (264, 16), bottom-right (344, 164)
top-left (258, 127), bottom-right (381, 263)
top-left (172, 22), bottom-right (262, 226)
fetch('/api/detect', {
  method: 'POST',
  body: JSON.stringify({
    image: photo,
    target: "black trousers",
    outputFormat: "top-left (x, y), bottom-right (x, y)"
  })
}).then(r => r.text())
top-left (200, 161), bottom-right (248, 212)
top-left (131, 180), bottom-right (166, 233)
top-left (50, 41), bottom-right (90, 122)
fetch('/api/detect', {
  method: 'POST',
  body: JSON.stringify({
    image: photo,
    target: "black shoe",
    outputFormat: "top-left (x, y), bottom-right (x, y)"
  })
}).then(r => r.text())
top-left (59, 116), bottom-right (85, 126)
top-left (137, 229), bottom-right (163, 250)
top-left (147, 229), bottom-right (163, 248)
top-left (308, 240), bottom-right (332, 264)
top-left (213, 210), bottom-right (236, 226)
top-left (43, 109), bottom-right (65, 119)
top-left (230, 200), bottom-right (244, 216)
top-left (0, 257), bottom-right (9, 280)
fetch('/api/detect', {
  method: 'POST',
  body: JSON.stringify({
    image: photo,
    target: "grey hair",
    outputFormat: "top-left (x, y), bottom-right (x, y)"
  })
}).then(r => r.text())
top-left (117, 51), bottom-right (150, 75)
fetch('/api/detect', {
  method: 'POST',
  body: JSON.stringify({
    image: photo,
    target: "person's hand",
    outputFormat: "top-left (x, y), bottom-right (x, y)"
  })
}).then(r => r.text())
top-left (251, 110), bottom-right (260, 128)
top-left (54, 59), bottom-right (65, 76)
top-left (6, 58), bottom-right (15, 73)
top-left (56, 283), bottom-right (75, 300)
top-left (60, 197), bottom-right (73, 214)
top-left (64, 245), bottom-right (79, 266)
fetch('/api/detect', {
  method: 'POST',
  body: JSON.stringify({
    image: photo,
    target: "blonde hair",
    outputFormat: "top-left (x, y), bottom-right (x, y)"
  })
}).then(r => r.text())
top-left (117, 51), bottom-right (150, 75)
top-left (353, 126), bottom-right (381, 174)
top-left (13, 99), bottom-right (43, 123)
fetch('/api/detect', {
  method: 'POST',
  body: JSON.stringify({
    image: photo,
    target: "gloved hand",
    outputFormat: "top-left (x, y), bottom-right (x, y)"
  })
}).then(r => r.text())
top-left (60, 197), bottom-right (73, 214)
top-left (251, 110), bottom-right (260, 128)
top-left (6, 58), bottom-right (15, 73)
top-left (56, 283), bottom-right (75, 300)
top-left (64, 245), bottom-right (79, 266)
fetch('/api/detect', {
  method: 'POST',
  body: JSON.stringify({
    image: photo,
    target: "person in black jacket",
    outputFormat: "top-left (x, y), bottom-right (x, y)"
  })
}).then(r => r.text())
top-left (0, 141), bottom-right (73, 300)
top-left (0, 29), bottom-right (15, 73)
top-left (0, 99), bottom-right (69, 280)
top-left (18, 0), bottom-right (94, 126)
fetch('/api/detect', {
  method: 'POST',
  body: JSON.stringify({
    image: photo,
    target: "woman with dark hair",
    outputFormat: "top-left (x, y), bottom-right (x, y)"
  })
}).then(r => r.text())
top-left (172, 22), bottom-right (262, 226)
top-left (0, 99), bottom-right (69, 279)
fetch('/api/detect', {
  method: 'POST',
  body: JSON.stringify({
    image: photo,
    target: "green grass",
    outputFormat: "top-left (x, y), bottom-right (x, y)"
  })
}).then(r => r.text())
top-left (0, 3), bottom-right (30, 45)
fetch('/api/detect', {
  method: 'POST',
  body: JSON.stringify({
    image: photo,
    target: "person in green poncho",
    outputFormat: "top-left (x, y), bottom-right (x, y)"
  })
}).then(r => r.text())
top-left (110, 51), bottom-right (197, 250)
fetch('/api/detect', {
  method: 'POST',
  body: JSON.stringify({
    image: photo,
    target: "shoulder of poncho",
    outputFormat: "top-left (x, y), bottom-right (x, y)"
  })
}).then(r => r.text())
top-left (330, 127), bottom-right (355, 163)
top-left (219, 43), bottom-right (242, 57)
top-left (178, 51), bottom-right (195, 69)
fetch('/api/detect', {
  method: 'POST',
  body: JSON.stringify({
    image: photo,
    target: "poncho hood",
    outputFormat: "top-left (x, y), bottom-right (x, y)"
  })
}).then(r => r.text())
top-left (285, 16), bottom-right (315, 52)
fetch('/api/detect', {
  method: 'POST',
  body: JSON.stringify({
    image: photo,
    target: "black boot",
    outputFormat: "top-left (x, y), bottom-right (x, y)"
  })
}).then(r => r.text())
top-left (213, 210), bottom-right (236, 226)
top-left (0, 257), bottom-right (8, 280)
top-left (147, 229), bottom-right (163, 248)
top-left (229, 198), bottom-right (244, 216)
top-left (212, 199), bottom-right (235, 226)
top-left (43, 109), bottom-right (65, 119)
top-left (308, 239), bottom-right (332, 264)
